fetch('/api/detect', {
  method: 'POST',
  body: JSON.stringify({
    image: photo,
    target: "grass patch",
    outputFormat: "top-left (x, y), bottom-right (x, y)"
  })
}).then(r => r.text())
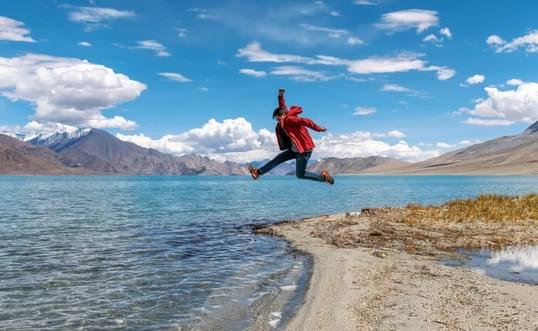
top-left (404, 194), bottom-right (538, 224)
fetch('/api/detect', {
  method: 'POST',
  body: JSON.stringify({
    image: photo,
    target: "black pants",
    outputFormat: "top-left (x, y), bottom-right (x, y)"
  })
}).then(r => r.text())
top-left (258, 149), bottom-right (323, 181)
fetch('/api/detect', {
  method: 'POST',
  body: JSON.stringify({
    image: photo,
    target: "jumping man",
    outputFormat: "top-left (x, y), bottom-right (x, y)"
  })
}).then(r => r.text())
top-left (248, 89), bottom-right (334, 185)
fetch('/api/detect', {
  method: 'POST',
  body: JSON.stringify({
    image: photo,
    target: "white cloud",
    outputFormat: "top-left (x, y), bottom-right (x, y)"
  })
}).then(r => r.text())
top-left (348, 53), bottom-right (423, 73)
top-left (239, 68), bottom-right (267, 78)
top-left (439, 27), bottom-right (452, 39)
top-left (376, 9), bottom-right (439, 33)
top-left (315, 132), bottom-right (440, 161)
top-left (117, 117), bottom-right (437, 162)
top-left (354, 0), bottom-right (378, 5)
top-left (387, 130), bottom-right (406, 138)
top-left (487, 31), bottom-right (538, 53)
top-left (237, 42), bottom-right (454, 80)
top-left (462, 82), bottom-right (538, 125)
top-left (78, 41), bottom-right (92, 47)
top-left (197, 86), bottom-right (209, 92)
top-left (423, 34), bottom-right (440, 43)
top-left (158, 72), bottom-right (192, 82)
top-left (0, 16), bottom-right (35, 42)
top-left (465, 74), bottom-right (486, 85)
top-left (300, 23), bottom-right (348, 38)
top-left (134, 40), bottom-right (170, 57)
top-left (117, 117), bottom-right (276, 163)
top-left (347, 37), bottom-right (364, 45)
top-left (23, 121), bottom-right (78, 135)
top-left (237, 42), bottom-right (313, 63)
top-left (0, 53), bottom-right (145, 130)
top-left (464, 118), bottom-right (514, 126)
top-left (436, 142), bottom-right (453, 148)
top-left (270, 66), bottom-right (333, 82)
top-left (506, 78), bottom-right (524, 86)
top-left (353, 106), bottom-right (376, 115)
top-left (486, 34), bottom-right (505, 46)
top-left (188, 3), bottom-right (344, 46)
top-left (330, 11), bottom-right (340, 17)
top-left (381, 83), bottom-right (411, 92)
top-left (431, 66), bottom-right (455, 80)
top-left (67, 6), bottom-right (134, 30)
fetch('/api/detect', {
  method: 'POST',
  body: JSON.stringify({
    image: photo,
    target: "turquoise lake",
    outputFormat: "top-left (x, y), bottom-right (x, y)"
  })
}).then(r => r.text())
top-left (1, 175), bottom-right (537, 329)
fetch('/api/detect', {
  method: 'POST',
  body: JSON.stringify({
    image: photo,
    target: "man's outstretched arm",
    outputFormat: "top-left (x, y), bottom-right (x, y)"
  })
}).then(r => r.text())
top-left (278, 88), bottom-right (288, 111)
top-left (286, 116), bottom-right (327, 132)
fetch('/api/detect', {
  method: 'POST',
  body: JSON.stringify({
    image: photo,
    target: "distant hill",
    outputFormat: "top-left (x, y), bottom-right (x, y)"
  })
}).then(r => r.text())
top-left (177, 154), bottom-right (247, 175)
top-left (0, 134), bottom-right (82, 174)
top-left (391, 121), bottom-right (538, 175)
top-left (307, 156), bottom-right (409, 174)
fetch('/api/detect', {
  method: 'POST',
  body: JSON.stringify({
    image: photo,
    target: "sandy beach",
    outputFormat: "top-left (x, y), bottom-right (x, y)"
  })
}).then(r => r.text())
top-left (256, 203), bottom-right (538, 330)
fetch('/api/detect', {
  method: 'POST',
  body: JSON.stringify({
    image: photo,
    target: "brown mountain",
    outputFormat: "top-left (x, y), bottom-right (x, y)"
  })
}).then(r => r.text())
top-left (0, 134), bottom-right (82, 174)
top-left (391, 122), bottom-right (538, 175)
top-left (2, 129), bottom-right (248, 175)
top-left (307, 156), bottom-right (410, 174)
top-left (55, 129), bottom-right (191, 174)
top-left (177, 154), bottom-right (247, 175)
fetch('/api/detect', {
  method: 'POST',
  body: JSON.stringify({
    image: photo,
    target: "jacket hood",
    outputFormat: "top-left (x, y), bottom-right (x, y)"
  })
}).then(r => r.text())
top-left (286, 105), bottom-right (303, 116)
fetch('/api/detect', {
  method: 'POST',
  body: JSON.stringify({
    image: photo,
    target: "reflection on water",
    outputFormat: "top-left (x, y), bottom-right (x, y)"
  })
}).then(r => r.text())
top-left (451, 246), bottom-right (538, 284)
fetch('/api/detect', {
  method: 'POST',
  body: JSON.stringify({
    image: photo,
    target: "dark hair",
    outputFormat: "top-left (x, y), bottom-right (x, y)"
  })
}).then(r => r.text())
top-left (272, 107), bottom-right (285, 119)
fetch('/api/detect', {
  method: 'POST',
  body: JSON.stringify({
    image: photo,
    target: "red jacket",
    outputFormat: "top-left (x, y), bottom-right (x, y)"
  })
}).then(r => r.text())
top-left (275, 95), bottom-right (324, 153)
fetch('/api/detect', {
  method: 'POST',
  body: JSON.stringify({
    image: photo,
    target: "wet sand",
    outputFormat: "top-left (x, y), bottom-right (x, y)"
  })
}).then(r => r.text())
top-left (256, 212), bottom-right (538, 330)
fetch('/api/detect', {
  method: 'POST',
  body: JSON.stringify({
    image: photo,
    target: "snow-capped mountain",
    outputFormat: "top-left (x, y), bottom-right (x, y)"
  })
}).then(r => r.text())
top-left (24, 128), bottom-right (92, 152)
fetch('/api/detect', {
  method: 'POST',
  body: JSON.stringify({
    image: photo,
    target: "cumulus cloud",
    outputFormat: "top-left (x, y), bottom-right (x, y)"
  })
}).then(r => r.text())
top-left (67, 6), bottom-right (134, 30)
top-left (376, 9), bottom-right (439, 33)
top-left (506, 78), bottom-right (524, 86)
top-left (315, 132), bottom-right (440, 161)
top-left (0, 16), bottom-right (35, 42)
top-left (386, 130), bottom-right (406, 138)
top-left (134, 40), bottom-right (170, 57)
top-left (465, 74), bottom-right (486, 85)
top-left (78, 41), bottom-right (92, 47)
top-left (353, 106), bottom-right (377, 115)
top-left (117, 117), bottom-right (437, 162)
top-left (0, 53), bottom-right (145, 130)
top-left (461, 82), bottom-right (538, 125)
top-left (117, 117), bottom-right (276, 163)
top-left (237, 42), bottom-right (455, 80)
top-left (487, 31), bottom-right (538, 53)
top-left (158, 72), bottom-right (192, 82)
top-left (239, 68), bottom-right (267, 78)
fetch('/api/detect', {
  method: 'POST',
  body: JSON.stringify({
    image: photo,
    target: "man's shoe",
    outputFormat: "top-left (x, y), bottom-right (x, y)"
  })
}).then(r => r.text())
top-left (248, 165), bottom-right (260, 180)
top-left (321, 170), bottom-right (334, 185)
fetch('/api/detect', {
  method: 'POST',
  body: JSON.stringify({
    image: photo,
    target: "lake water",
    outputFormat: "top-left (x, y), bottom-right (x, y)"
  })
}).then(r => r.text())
top-left (1, 175), bottom-right (537, 330)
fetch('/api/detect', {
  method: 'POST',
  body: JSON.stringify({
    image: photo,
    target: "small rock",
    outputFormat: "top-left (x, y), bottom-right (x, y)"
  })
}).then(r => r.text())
top-left (372, 251), bottom-right (388, 258)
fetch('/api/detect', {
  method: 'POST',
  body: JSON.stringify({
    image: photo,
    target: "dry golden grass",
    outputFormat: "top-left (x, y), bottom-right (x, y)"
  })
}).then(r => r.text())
top-left (403, 194), bottom-right (538, 224)
top-left (294, 194), bottom-right (538, 255)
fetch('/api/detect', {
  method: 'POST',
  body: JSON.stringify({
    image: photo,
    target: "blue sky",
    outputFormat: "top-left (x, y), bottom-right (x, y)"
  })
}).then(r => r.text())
top-left (1, 0), bottom-right (538, 162)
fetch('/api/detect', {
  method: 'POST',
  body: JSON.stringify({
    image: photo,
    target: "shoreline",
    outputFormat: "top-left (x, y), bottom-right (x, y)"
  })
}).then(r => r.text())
top-left (256, 212), bottom-right (538, 330)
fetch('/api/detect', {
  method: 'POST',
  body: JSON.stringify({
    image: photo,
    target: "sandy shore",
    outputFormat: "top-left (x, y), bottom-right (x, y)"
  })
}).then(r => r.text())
top-left (256, 213), bottom-right (538, 330)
